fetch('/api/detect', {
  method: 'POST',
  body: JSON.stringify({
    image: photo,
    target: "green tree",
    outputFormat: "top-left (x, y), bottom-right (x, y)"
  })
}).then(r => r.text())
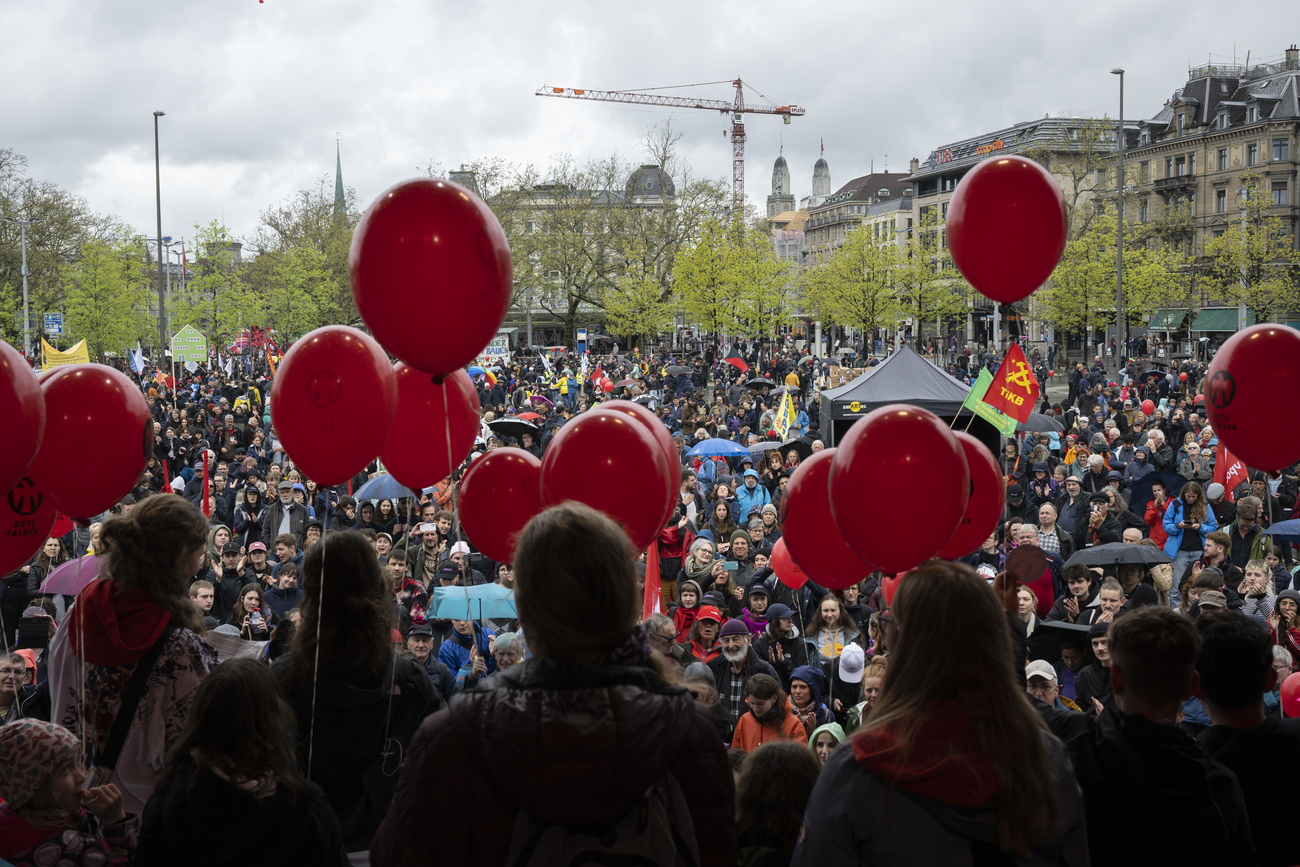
top-left (1202, 171), bottom-right (1300, 322)
top-left (736, 230), bottom-right (796, 338)
top-left (674, 216), bottom-right (747, 346)
top-left (605, 275), bottom-right (676, 345)
top-left (171, 220), bottom-right (260, 347)
top-left (800, 223), bottom-right (903, 344)
top-left (895, 204), bottom-right (969, 338)
top-left (62, 237), bottom-right (150, 360)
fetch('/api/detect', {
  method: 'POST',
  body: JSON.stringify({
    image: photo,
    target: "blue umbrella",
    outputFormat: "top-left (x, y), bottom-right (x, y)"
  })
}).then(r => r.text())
top-left (1127, 471), bottom-right (1185, 523)
top-left (1265, 519), bottom-right (1300, 545)
top-left (353, 473), bottom-right (418, 501)
top-left (687, 438), bottom-right (750, 458)
top-left (431, 583), bottom-right (517, 620)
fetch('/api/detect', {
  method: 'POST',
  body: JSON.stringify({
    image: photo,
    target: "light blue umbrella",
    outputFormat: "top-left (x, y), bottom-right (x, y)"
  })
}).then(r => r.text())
top-left (687, 438), bottom-right (750, 458)
top-left (468, 365), bottom-right (487, 378)
top-left (431, 583), bottom-right (517, 620)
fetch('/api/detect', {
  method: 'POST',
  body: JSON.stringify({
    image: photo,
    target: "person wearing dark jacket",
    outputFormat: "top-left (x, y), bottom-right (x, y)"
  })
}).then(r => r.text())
top-left (1073, 492), bottom-right (1122, 551)
top-left (262, 481), bottom-right (308, 548)
top-left (1038, 606), bottom-right (1255, 867)
top-left (405, 622), bottom-right (457, 707)
top-left (370, 502), bottom-right (736, 867)
top-left (752, 603), bottom-right (810, 688)
top-left (707, 621), bottom-right (779, 740)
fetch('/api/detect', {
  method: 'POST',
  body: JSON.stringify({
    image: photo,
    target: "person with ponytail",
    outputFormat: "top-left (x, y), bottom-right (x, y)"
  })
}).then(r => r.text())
top-left (47, 495), bottom-right (217, 817)
top-left (371, 501), bottom-right (737, 867)
top-left (792, 560), bottom-right (1088, 865)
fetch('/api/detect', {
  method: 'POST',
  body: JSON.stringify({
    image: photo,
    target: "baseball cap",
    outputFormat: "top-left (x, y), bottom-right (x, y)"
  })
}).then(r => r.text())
top-left (1025, 660), bottom-right (1057, 683)
top-left (696, 605), bottom-right (723, 624)
top-left (408, 622), bottom-right (434, 637)
top-left (1007, 484), bottom-right (1024, 499)
top-left (376, 531), bottom-right (392, 542)
top-left (248, 542), bottom-right (267, 553)
top-left (220, 542), bottom-right (239, 555)
top-left (767, 602), bottom-right (794, 621)
top-left (1198, 590), bottom-right (1227, 609)
top-left (838, 643), bottom-right (865, 683)
top-left (747, 582), bottom-right (769, 598)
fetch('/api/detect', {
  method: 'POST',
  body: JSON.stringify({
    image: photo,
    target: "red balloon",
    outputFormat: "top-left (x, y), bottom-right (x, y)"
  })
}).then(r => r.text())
top-left (1282, 672), bottom-right (1300, 718)
top-left (540, 407), bottom-right (673, 550)
top-left (881, 572), bottom-right (905, 608)
top-left (50, 511), bottom-right (74, 539)
top-left (829, 404), bottom-right (969, 573)
top-left (1140, 399), bottom-right (1155, 416)
top-left (349, 178), bottom-right (512, 376)
top-left (946, 155), bottom-right (1067, 305)
top-left (0, 475), bottom-right (58, 574)
top-left (1179, 372), bottom-right (1188, 382)
top-left (601, 378), bottom-right (614, 394)
top-left (28, 365), bottom-right (151, 519)
top-left (1047, 369), bottom-right (1055, 378)
top-left (270, 326), bottom-right (398, 487)
top-left (771, 538), bottom-right (808, 590)
top-left (0, 341), bottom-right (44, 496)
top-left (780, 450), bottom-right (874, 590)
top-left (937, 432), bottom-right (1006, 559)
top-left (1204, 324), bottom-right (1300, 471)
top-left (458, 448), bottom-right (543, 563)
top-left (379, 365), bottom-right (480, 490)
top-left (1195, 393), bottom-right (1204, 404)
top-left (595, 400), bottom-right (677, 526)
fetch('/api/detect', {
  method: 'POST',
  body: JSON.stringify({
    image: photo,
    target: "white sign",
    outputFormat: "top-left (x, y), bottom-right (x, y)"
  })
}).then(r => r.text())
top-left (479, 330), bottom-right (511, 363)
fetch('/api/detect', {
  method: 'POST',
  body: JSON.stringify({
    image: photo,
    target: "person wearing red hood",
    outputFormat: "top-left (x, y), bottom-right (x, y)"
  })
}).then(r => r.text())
top-left (792, 561), bottom-right (1087, 865)
top-left (48, 496), bottom-right (217, 817)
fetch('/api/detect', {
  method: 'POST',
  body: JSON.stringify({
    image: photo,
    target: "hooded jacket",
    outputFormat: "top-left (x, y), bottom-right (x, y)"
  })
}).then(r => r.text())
top-left (730, 696), bottom-right (804, 752)
top-left (752, 622), bottom-right (810, 688)
top-left (735, 470), bottom-right (771, 520)
top-left (369, 658), bottom-right (737, 867)
top-left (788, 664), bottom-right (832, 736)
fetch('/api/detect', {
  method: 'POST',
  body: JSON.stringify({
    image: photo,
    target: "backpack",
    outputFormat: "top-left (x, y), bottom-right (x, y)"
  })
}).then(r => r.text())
top-left (504, 771), bottom-right (700, 867)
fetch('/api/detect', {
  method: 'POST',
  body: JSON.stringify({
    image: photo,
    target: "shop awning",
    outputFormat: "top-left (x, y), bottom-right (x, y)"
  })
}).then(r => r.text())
top-left (1147, 309), bottom-right (1188, 331)
top-left (1190, 308), bottom-right (1252, 331)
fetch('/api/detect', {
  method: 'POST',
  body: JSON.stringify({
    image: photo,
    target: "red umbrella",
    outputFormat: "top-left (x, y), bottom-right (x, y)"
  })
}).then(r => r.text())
top-left (518, 412), bottom-right (543, 421)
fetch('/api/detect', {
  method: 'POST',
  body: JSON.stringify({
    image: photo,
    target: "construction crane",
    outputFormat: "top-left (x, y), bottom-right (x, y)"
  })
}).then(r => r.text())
top-left (535, 79), bottom-right (805, 210)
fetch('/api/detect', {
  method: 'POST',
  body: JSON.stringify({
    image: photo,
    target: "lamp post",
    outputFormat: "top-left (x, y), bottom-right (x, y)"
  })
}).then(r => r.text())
top-left (1111, 68), bottom-right (1125, 369)
top-left (0, 216), bottom-right (44, 358)
top-left (153, 110), bottom-right (166, 355)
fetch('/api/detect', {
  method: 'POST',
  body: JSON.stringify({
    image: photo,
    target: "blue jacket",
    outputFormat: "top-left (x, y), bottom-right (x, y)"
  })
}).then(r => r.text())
top-left (437, 628), bottom-right (497, 690)
top-left (735, 470), bottom-right (771, 519)
top-left (1162, 497), bottom-right (1218, 557)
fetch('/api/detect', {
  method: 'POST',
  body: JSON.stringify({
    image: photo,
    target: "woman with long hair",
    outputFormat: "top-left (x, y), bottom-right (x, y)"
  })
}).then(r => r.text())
top-left (273, 531), bottom-right (437, 855)
top-left (794, 560), bottom-right (1086, 863)
top-left (706, 499), bottom-right (738, 541)
top-left (371, 502), bottom-right (737, 867)
top-left (228, 582), bottom-right (278, 641)
top-left (138, 659), bottom-right (349, 866)
top-left (811, 593), bottom-right (860, 663)
top-left (1163, 480), bottom-right (1216, 608)
top-left (47, 495), bottom-right (217, 816)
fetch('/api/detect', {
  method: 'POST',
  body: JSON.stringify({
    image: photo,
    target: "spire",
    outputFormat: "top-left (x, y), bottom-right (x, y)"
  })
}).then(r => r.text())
top-left (333, 137), bottom-right (346, 218)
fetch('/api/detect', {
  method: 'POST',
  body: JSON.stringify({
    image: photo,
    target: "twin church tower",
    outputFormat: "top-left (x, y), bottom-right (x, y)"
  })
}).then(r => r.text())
top-left (766, 149), bottom-right (832, 217)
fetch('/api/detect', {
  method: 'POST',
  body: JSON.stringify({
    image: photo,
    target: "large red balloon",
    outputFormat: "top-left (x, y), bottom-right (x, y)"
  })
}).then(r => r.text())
top-left (379, 365), bottom-right (480, 490)
top-left (770, 538), bottom-right (808, 590)
top-left (780, 449), bottom-right (874, 590)
top-left (946, 155), bottom-right (1067, 305)
top-left (937, 432), bottom-right (1006, 559)
top-left (593, 399), bottom-right (677, 527)
top-left (349, 178), bottom-right (512, 376)
top-left (1204, 325), bottom-right (1300, 471)
top-left (1140, 399), bottom-right (1155, 416)
top-left (270, 326), bottom-right (398, 487)
top-left (28, 365), bottom-right (151, 519)
top-left (458, 448), bottom-right (543, 564)
top-left (540, 408), bottom-right (673, 550)
top-left (0, 476), bottom-right (58, 575)
top-left (1282, 672), bottom-right (1300, 719)
top-left (0, 341), bottom-right (44, 496)
top-left (829, 405), bottom-right (969, 574)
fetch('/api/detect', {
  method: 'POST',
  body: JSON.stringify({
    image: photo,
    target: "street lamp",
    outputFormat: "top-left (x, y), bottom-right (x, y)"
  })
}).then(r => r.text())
top-left (153, 110), bottom-right (166, 355)
top-left (0, 216), bottom-right (44, 358)
top-left (1111, 68), bottom-right (1125, 368)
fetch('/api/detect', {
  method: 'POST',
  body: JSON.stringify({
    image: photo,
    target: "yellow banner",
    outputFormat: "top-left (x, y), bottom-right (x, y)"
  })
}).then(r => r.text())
top-left (774, 391), bottom-right (795, 440)
top-left (41, 339), bottom-right (89, 370)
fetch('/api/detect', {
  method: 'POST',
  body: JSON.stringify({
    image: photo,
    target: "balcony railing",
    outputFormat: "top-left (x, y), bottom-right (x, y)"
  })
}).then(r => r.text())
top-left (1154, 174), bottom-right (1196, 192)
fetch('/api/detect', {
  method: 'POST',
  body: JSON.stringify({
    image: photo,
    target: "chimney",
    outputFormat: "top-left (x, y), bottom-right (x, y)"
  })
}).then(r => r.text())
top-left (909, 157), bottom-right (920, 173)
top-left (1288, 45), bottom-right (1299, 69)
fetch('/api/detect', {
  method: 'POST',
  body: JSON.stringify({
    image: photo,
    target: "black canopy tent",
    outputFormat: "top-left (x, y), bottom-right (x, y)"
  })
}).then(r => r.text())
top-left (820, 346), bottom-right (1002, 456)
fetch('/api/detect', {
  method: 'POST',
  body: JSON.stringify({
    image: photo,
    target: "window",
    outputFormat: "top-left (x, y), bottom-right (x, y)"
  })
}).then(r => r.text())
top-left (1246, 106), bottom-right (1260, 123)
top-left (1139, 160), bottom-right (1150, 182)
top-left (1140, 198), bottom-right (1149, 222)
top-left (524, 220), bottom-right (535, 234)
top-left (1217, 148), bottom-right (1228, 171)
top-left (1247, 143), bottom-right (1259, 166)
top-left (1177, 114), bottom-right (1186, 135)
top-left (1275, 138), bottom-right (1291, 161)
top-left (1216, 112), bottom-right (1229, 130)
top-left (1165, 157), bottom-right (1174, 178)
top-left (1175, 157), bottom-right (1186, 176)
top-left (1216, 188), bottom-right (1227, 213)
top-left (1189, 153), bottom-right (1196, 175)
top-left (1273, 182), bottom-right (1289, 207)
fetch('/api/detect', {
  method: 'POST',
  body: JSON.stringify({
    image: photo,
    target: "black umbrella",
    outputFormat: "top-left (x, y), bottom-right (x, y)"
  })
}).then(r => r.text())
top-left (771, 385), bottom-right (801, 396)
top-left (780, 438), bottom-right (814, 461)
top-left (1029, 619), bottom-right (1094, 665)
top-left (487, 419), bottom-right (540, 441)
top-left (745, 378), bottom-right (772, 390)
top-left (1065, 542), bottom-right (1173, 568)
top-left (1016, 413), bottom-right (1063, 433)
top-left (665, 365), bottom-right (691, 375)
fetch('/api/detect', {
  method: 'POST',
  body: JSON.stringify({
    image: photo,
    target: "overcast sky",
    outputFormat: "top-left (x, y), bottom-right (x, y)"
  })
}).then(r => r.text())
top-left (2, 0), bottom-right (1293, 249)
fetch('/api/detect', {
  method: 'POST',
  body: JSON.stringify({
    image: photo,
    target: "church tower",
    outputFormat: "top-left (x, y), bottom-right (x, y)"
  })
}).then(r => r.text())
top-left (811, 139), bottom-right (831, 204)
top-left (766, 150), bottom-right (795, 218)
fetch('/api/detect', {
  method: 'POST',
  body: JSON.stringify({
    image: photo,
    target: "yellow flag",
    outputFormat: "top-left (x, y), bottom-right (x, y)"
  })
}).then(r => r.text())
top-left (774, 391), bottom-right (795, 440)
top-left (41, 339), bottom-right (89, 370)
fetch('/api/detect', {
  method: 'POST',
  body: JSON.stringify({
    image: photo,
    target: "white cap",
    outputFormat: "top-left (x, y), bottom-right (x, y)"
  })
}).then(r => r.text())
top-left (449, 541), bottom-right (472, 556)
top-left (1025, 660), bottom-right (1057, 683)
top-left (838, 643), bottom-right (866, 683)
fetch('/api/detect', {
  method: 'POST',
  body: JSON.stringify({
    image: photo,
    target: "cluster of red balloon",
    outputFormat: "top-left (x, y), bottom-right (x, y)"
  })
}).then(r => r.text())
top-left (601, 377), bottom-right (614, 394)
top-left (772, 405), bottom-right (1004, 596)
top-left (272, 178), bottom-right (512, 496)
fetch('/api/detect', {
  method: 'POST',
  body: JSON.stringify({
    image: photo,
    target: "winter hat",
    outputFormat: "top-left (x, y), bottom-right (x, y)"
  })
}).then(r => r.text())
top-left (449, 541), bottom-right (472, 557)
top-left (761, 503), bottom-right (778, 516)
top-left (0, 720), bottom-right (80, 809)
top-left (720, 618), bottom-right (750, 638)
top-left (1088, 621), bottom-right (1110, 640)
top-left (838, 643), bottom-right (865, 683)
top-left (1198, 590), bottom-right (1228, 610)
top-left (730, 529), bottom-right (750, 545)
top-left (677, 579), bottom-right (704, 603)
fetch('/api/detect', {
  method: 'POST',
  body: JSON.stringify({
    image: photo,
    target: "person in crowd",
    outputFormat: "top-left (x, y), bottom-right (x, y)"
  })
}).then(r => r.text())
top-left (741, 581), bottom-right (772, 637)
top-left (808, 720), bottom-right (846, 768)
top-left (1038, 606), bottom-right (1254, 865)
top-left (736, 741), bottom-right (823, 865)
top-left (1237, 559), bottom-right (1276, 619)
top-left (680, 605), bottom-right (724, 666)
top-left (1074, 491), bottom-right (1122, 551)
top-left (708, 619), bottom-right (778, 741)
top-left (403, 622), bottom-right (456, 705)
top-left (137, 658), bottom-right (349, 866)
top-left (752, 603), bottom-right (809, 687)
top-left (731, 673), bottom-right (804, 751)
top-left (262, 480), bottom-right (308, 548)
top-left (1046, 563), bottom-right (1097, 624)
top-left (438, 617), bottom-right (496, 693)
top-left (1036, 502), bottom-right (1074, 559)
top-left (1226, 497), bottom-right (1272, 571)
top-left (273, 531), bottom-right (438, 854)
top-left (1074, 621), bottom-right (1114, 711)
top-left (644, 612), bottom-right (690, 670)
top-left (669, 578), bottom-right (703, 642)
top-left (229, 581), bottom-right (278, 641)
top-left (371, 502), bottom-right (736, 866)
top-left (0, 653), bottom-right (40, 725)
top-left (1144, 478), bottom-right (1171, 548)
top-left (1270, 589), bottom-right (1300, 665)
top-left (795, 560), bottom-right (1086, 864)
top-left (1164, 481), bottom-right (1216, 607)
top-left (48, 495), bottom-right (216, 816)
top-left (0, 720), bottom-right (138, 866)
top-left (787, 664), bottom-right (832, 737)
top-left (809, 593), bottom-right (859, 664)
top-left (1026, 659), bottom-right (1081, 712)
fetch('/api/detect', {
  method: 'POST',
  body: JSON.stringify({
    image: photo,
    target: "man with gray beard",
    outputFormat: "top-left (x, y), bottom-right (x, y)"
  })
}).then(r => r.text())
top-left (707, 619), bottom-right (778, 734)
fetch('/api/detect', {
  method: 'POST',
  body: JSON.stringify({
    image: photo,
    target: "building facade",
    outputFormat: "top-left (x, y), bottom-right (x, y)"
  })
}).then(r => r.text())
top-left (803, 171), bottom-right (915, 265)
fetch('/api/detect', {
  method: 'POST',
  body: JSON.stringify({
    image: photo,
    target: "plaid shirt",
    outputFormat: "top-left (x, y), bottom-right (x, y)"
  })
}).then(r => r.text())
top-left (1038, 527), bottom-right (1061, 554)
top-left (726, 665), bottom-right (747, 722)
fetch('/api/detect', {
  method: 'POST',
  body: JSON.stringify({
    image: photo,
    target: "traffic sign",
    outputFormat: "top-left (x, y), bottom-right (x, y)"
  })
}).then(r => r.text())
top-left (43, 312), bottom-right (63, 336)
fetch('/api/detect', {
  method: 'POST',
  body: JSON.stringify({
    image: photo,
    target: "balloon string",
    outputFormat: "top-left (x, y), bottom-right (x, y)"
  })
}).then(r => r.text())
top-left (306, 512), bottom-right (326, 780)
top-left (442, 385), bottom-right (454, 498)
top-left (76, 554), bottom-right (87, 761)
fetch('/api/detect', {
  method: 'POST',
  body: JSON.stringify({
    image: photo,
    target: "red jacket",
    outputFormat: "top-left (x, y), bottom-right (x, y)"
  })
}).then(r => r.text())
top-left (1145, 498), bottom-right (1170, 548)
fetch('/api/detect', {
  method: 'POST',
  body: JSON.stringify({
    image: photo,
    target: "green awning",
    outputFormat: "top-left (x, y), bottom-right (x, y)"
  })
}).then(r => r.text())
top-left (1190, 308), bottom-right (1253, 331)
top-left (1147, 309), bottom-right (1188, 330)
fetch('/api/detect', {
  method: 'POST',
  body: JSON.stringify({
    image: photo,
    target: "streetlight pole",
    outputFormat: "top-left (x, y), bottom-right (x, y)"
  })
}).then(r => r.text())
top-left (0, 216), bottom-right (43, 358)
top-left (153, 110), bottom-right (166, 356)
top-left (1111, 68), bottom-right (1125, 370)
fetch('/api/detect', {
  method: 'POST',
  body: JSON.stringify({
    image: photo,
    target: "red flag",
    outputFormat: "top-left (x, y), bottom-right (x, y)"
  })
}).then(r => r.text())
top-left (591, 365), bottom-right (604, 388)
top-left (1214, 439), bottom-right (1246, 502)
top-left (980, 344), bottom-right (1039, 423)
top-left (201, 457), bottom-right (210, 517)
top-left (643, 541), bottom-right (662, 620)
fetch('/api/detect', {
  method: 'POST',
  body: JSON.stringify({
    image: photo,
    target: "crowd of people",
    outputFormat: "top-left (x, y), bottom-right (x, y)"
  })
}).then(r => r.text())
top-left (2, 334), bottom-right (1299, 866)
